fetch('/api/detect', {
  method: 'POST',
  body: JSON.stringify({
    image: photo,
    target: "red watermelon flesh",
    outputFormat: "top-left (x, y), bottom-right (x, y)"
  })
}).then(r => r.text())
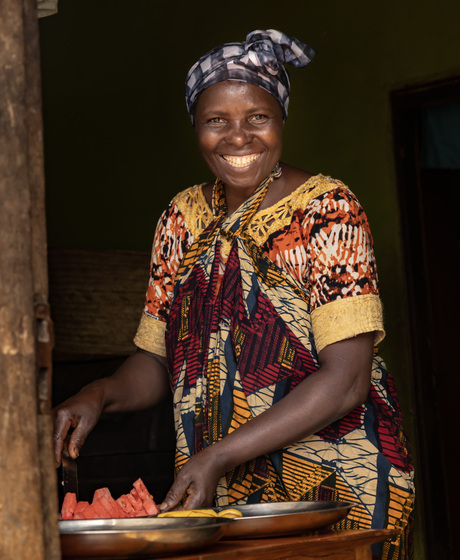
top-left (75, 503), bottom-right (96, 519)
top-left (61, 492), bottom-right (77, 519)
top-left (84, 502), bottom-right (105, 519)
top-left (132, 478), bottom-right (159, 514)
top-left (92, 487), bottom-right (111, 502)
top-left (133, 478), bottom-right (151, 500)
top-left (72, 501), bottom-right (91, 519)
top-left (60, 478), bottom-right (159, 520)
top-left (116, 494), bottom-right (135, 517)
top-left (94, 496), bottom-right (123, 519)
top-left (126, 489), bottom-right (143, 511)
top-left (142, 496), bottom-right (160, 516)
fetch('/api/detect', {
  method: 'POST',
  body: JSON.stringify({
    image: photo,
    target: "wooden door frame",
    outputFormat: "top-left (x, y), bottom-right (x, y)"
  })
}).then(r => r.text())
top-left (390, 77), bottom-right (460, 560)
top-left (0, 1), bottom-right (60, 558)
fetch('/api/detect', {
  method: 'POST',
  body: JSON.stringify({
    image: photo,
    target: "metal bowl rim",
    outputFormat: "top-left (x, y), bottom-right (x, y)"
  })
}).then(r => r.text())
top-left (216, 500), bottom-right (355, 520)
top-left (59, 517), bottom-right (232, 535)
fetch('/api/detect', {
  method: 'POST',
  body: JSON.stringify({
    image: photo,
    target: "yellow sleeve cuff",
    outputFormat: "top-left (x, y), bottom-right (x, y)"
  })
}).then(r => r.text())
top-left (312, 294), bottom-right (385, 354)
top-left (133, 313), bottom-right (167, 357)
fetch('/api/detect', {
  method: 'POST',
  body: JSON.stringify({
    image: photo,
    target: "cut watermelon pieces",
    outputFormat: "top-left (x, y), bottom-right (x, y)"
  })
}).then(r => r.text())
top-left (61, 492), bottom-right (77, 519)
top-left (60, 478), bottom-right (159, 520)
top-left (116, 494), bottom-right (135, 516)
top-left (73, 501), bottom-right (90, 519)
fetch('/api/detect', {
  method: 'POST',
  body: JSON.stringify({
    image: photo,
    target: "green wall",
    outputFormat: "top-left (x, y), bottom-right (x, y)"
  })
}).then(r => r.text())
top-left (39, 2), bottom-right (460, 558)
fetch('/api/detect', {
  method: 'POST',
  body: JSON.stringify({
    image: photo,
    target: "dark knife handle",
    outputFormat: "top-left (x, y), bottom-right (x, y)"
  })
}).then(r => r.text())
top-left (62, 448), bottom-right (79, 501)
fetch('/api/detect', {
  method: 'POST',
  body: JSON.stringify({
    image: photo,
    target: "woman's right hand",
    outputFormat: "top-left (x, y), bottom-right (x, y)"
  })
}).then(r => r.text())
top-left (53, 382), bottom-right (106, 468)
top-left (53, 349), bottom-right (171, 468)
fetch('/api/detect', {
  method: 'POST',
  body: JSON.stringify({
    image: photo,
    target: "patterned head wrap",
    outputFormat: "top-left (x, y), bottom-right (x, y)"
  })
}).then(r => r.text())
top-left (185, 29), bottom-right (316, 124)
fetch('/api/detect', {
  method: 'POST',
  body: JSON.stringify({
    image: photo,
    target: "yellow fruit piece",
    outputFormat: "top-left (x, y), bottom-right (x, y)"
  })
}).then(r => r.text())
top-left (157, 508), bottom-right (243, 519)
top-left (217, 509), bottom-right (243, 518)
top-left (158, 509), bottom-right (218, 518)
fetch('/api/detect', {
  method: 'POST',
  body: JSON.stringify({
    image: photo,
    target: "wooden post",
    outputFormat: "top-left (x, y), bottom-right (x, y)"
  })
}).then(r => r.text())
top-left (0, 1), bottom-right (61, 559)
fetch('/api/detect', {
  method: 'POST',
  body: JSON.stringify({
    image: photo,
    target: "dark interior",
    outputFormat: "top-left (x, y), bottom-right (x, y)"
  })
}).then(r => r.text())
top-left (49, 248), bottom-right (175, 506)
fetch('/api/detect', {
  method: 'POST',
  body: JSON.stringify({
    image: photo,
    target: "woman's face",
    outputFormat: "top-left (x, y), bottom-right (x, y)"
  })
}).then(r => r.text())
top-left (194, 81), bottom-right (284, 194)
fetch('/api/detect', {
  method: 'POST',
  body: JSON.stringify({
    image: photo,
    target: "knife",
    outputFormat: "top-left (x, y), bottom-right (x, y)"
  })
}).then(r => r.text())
top-left (62, 447), bottom-right (79, 501)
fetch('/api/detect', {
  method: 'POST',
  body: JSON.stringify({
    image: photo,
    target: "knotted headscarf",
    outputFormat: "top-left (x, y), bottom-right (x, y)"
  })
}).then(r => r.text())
top-left (185, 29), bottom-right (316, 124)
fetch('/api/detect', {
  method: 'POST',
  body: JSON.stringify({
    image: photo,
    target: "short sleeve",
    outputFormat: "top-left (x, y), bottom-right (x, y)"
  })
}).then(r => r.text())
top-left (303, 188), bottom-right (385, 352)
top-left (133, 201), bottom-right (193, 356)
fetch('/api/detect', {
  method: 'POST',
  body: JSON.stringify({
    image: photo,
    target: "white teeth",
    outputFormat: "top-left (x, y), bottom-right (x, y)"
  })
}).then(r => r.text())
top-left (222, 154), bottom-right (260, 168)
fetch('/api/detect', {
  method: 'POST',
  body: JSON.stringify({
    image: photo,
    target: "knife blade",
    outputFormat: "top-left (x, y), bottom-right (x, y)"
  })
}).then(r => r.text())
top-left (62, 448), bottom-right (79, 500)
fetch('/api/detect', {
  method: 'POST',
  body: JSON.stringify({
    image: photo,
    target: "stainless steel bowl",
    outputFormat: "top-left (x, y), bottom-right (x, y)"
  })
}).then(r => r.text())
top-left (59, 517), bottom-right (231, 558)
top-left (215, 500), bottom-right (355, 538)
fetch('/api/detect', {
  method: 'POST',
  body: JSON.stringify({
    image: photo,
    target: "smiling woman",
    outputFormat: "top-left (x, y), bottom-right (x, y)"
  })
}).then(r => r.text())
top-left (53, 29), bottom-right (415, 560)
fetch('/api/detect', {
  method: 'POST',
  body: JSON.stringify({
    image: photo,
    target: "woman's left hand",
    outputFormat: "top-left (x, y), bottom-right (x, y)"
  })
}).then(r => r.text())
top-left (158, 447), bottom-right (224, 511)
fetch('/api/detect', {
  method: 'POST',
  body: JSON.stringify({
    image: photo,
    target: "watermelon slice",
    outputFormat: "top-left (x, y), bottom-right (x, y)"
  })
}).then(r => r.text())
top-left (73, 501), bottom-right (90, 519)
top-left (97, 495), bottom-right (125, 519)
top-left (126, 490), bottom-right (148, 516)
top-left (133, 478), bottom-right (160, 516)
top-left (116, 494), bottom-right (136, 517)
top-left (60, 478), bottom-right (159, 520)
top-left (133, 478), bottom-right (151, 501)
top-left (92, 487), bottom-right (112, 502)
top-left (61, 492), bottom-right (77, 519)
top-left (142, 496), bottom-right (160, 516)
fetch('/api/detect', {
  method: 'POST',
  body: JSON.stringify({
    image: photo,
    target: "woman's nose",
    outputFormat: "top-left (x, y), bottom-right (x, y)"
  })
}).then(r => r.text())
top-left (225, 121), bottom-right (252, 146)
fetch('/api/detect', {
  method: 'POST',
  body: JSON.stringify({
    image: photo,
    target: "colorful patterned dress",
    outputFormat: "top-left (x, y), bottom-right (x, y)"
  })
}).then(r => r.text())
top-left (134, 173), bottom-right (415, 560)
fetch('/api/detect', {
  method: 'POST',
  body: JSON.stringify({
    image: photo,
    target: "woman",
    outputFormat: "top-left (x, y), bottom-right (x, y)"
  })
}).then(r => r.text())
top-left (54, 30), bottom-right (414, 559)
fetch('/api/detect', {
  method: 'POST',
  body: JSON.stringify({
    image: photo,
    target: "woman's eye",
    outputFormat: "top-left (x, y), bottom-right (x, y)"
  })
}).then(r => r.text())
top-left (250, 114), bottom-right (269, 123)
top-left (207, 117), bottom-right (225, 124)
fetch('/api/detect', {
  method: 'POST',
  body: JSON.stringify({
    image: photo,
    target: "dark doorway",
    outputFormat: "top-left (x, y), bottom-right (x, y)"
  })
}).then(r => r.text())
top-left (391, 78), bottom-right (460, 560)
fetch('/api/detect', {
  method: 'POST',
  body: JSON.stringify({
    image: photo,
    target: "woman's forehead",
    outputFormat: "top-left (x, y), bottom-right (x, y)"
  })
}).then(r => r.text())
top-left (195, 81), bottom-right (282, 113)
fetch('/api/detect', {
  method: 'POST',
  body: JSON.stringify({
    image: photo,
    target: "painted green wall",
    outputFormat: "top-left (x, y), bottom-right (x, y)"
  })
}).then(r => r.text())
top-left (39, 2), bottom-right (460, 558)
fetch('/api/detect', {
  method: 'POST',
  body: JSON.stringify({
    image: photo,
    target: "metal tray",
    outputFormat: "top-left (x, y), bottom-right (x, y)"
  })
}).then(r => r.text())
top-left (59, 517), bottom-right (231, 558)
top-left (214, 500), bottom-right (355, 539)
top-left (59, 500), bottom-right (355, 557)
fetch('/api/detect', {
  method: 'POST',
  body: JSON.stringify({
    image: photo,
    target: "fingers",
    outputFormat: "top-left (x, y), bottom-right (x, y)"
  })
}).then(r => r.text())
top-left (158, 479), bottom-right (189, 512)
top-left (181, 490), bottom-right (206, 511)
top-left (53, 412), bottom-right (72, 468)
top-left (67, 420), bottom-right (91, 459)
top-left (159, 468), bottom-right (215, 512)
top-left (53, 387), bottom-right (104, 468)
top-left (159, 449), bottom-right (223, 511)
top-left (53, 408), bottom-right (93, 466)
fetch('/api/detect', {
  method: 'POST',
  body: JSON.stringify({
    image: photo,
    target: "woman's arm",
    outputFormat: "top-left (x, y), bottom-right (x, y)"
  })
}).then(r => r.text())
top-left (53, 349), bottom-right (170, 466)
top-left (159, 331), bottom-right (374, 511)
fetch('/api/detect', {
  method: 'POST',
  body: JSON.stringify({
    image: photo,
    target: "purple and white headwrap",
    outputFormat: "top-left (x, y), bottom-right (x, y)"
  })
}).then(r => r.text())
top-left (185, 29), bottom-right (316, 125)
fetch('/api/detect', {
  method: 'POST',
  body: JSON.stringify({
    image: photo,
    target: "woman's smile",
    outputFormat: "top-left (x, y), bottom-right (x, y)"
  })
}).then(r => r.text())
top-left (221, 153), bottom-right (261, 168)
